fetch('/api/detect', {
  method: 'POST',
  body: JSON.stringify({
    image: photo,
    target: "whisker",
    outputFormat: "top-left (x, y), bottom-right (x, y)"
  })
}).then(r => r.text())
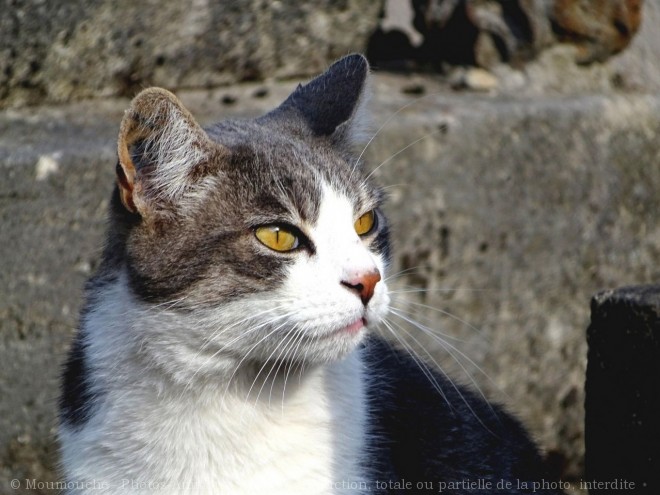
top-left (380, 319), bottom-right (452, 408)
top-left (200, 303), bottom-right (290, 350)
top-left (180, 308), bottom-right (296, 396)
top-left (248, 323), bottom-right (299, 406)
top-left (388, 309), bottom-right (503, 403)
top-left (224, 319), bottom-right (293, 404)
top-left (379, 183), bottom-right (409, 192)
top-left (388, 287), bottom-right (494, 295)
top-left (351, 92), bottom-right (444, 177)
top-left (363, 130), bottom-right (441, 184)
top-left (281, 327), bottom-right (307, 414)
top-left (390, 298), bottom-right (486, 337)
top-left (149, 294), bottom-right (191, 310)
top-left (270, 325), bottom-right (305, 411)
top-left (265, 326), bottom-right (299, 405)
top-left (382, 266), bottom-right (430, 283)
top-left (384, 316), bottom-right (496, 431)
top-left (388, 306), bottom-right (467, 343)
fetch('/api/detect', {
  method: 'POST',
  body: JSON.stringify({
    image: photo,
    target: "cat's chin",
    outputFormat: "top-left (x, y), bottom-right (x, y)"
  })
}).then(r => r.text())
top-left (338, 317), bottom-right (366, 335)
top-left (319, 317), bottom-right (366, 339)
top-left (293, 325), bottom-right (369, 365)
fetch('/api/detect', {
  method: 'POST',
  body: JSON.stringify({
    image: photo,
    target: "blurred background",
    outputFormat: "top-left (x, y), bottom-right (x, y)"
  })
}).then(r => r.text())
top-left (1, 1), bottom-right (659, 493)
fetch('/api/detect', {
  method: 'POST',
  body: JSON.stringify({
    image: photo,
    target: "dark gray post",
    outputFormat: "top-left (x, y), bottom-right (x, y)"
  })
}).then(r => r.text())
top-left (585, 285), bottom-right (660, 493)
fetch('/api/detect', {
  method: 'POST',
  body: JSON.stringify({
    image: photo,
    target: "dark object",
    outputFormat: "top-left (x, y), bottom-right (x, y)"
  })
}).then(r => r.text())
top-left (366, 28), bottom-right (420, 71)
top-left (367, 0), bottom-right (643, 70)
top-left (221, 94), bottom-right (238, 105)
top-left (585, 284), bottom-right (660, 493)
top-left (552, 0), bottom-right (642, 63)
top-left (401, 82), bottom-right (426, 95)
top-left (252, 87), bottom-right (269, 98)
top-left (411, 0), bottom-right (547, 68)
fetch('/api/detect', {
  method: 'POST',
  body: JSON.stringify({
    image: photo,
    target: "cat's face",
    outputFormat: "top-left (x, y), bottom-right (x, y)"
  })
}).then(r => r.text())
top-left (109, 55), bottom-right (390, 372)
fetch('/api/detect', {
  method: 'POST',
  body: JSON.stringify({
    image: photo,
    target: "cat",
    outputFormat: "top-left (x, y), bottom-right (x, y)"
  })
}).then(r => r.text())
top-left (59, 54), bottom-right (561, 494)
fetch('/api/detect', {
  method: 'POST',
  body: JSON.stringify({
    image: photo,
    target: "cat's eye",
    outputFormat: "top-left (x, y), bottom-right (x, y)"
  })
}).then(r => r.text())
top-left (354, 210), bottom-right (377, 236)
top-left (255, 225), bottom-right (300, 252)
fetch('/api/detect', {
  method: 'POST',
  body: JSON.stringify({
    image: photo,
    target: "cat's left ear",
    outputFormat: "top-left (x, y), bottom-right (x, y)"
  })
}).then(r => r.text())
top-left (265, 54), bottom-right (371, 148)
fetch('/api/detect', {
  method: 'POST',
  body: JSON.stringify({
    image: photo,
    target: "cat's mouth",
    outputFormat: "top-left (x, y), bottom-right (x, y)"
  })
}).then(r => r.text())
top-left (338, 317), bottom-right (366, 335)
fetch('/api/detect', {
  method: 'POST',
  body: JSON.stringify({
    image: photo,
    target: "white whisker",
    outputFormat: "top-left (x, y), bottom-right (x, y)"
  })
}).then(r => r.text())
top-left (280, 327), bottom-right (307, 414)
top-left (390, 297), bottom-right (486, 336)
top-left (388, 308), bottom-right (504, 405)
top-left (269, 325), bottom-right (305, 411)
top-left (382, 266), bottom-right (430, 283)
top-left (388, 287), bottom-right (494, 294)
top-left (380, 319), bottom-right (452, 408)
top-left (179, 307), bottom-right (296, 397)
top-left (351, 92), bottom-right (443, 177)
top-left (250, 323), bottom-right (301, 406)
top-left (384, 316), bottom-right (495, 432)
top-left (388, 305), bottom-right (467, 343)
top-left (363, 130), bottom-right (441, 184)
top-left (222, 317), bottom-right (294, 404)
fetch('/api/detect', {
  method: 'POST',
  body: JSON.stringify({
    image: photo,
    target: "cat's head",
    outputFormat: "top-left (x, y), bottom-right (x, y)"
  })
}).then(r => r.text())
top-left (107, 54), bottom-right (390, 374)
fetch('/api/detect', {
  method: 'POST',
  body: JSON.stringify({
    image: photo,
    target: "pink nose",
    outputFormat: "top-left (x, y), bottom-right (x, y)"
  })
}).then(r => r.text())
top-left (341, 270), bottom-right (381, 306)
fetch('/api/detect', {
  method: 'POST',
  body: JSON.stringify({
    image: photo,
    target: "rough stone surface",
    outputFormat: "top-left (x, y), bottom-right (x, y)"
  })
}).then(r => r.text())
top-left (0, 0), bottom-right (383, 109)
top-left (609, 0), bottom-right (660, 93)
top-left (1, 73), bottom-right (659, 491)
top-left (585, 285), bottom-right (660, 493)
top-left (502, 0), bottom-right (660, 95)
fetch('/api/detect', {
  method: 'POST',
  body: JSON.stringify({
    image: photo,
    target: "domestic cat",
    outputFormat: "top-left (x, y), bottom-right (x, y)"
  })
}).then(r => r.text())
top-left (59, 54), bottom-right (561, 494)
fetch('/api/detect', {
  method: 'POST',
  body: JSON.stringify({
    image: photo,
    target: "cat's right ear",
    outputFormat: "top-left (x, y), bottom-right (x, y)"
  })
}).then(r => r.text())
top-left (116, 88), bottom-right (216, 215)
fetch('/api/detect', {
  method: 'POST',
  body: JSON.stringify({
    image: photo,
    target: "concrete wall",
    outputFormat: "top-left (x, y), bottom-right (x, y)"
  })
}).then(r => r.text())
top-left (1, 1), bottom-right (660, 493)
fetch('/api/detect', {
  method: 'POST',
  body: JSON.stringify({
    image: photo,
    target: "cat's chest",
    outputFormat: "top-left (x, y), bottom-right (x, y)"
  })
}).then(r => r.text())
top-left (197, 401), bottom-right (365, 495)
top-left (193, 382), bottom-right (366, 495)
top-left (163, 361), bottom-right (367, 494)
top-left (64, 352), bottom-right (369, 495)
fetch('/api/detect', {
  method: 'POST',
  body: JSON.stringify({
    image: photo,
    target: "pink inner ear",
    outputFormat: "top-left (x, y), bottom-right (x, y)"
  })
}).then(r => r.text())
top-left (116, 113), bottom-right (142, 213)
top-left (115, 160), bottom-right (137, 213)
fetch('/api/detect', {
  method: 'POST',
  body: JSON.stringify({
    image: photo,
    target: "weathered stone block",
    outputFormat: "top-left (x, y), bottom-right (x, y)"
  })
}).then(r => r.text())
top-left (0, 0), bottom-right (383, 109)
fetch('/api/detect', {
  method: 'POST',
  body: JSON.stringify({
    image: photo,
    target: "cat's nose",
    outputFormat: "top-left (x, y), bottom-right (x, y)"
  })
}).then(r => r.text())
top-left (341, 270), bottom-right (381, 306)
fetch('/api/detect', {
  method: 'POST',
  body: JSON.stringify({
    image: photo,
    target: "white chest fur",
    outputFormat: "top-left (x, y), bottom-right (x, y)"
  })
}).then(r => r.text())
top-left (60, 343), bottom-right (368, 495)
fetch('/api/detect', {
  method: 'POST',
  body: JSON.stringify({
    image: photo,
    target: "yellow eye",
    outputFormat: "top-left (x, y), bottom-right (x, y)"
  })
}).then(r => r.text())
top-left (255, 225), bottom-right (299, 252)
top-left (354, 210), bottom-right (377, 236)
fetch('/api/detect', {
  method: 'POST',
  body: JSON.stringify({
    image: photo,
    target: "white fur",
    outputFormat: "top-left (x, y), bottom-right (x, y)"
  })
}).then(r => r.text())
top-left (60, 185), bottom-right (389, 494)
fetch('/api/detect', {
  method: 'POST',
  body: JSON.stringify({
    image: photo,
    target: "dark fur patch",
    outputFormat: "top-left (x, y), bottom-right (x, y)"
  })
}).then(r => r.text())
top-left (371, 218), bottom-right (392, 265)
top-left (59, 330), bottom-right (94, 428)
top-left (364, 337), bottom-right (562, 494)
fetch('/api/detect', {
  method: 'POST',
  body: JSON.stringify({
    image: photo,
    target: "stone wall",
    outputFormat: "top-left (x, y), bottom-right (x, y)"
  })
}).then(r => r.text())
top-left (1, 0), bottom-right (660, 493)
top-left (0, 0), bottom-right (383, 108)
